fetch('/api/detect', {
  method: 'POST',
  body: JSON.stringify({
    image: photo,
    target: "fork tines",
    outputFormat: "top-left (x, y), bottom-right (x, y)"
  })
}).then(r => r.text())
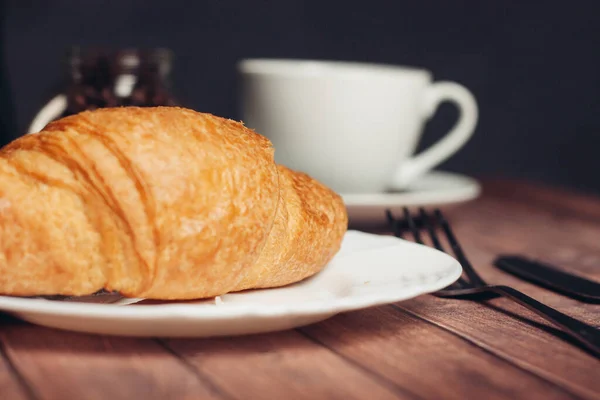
top-left (387, 207), bottom-right (483, 287)
top-left (388, 207), bottom-right (445, 250)
top-left (388, 208), bottom-right (600, 358)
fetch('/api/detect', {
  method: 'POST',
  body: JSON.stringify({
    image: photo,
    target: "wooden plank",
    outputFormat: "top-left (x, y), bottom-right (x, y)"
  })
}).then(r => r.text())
top-left (483, 179), bottom-right (600, 224)
top-left (399, 298), bottom-right (599, 400)
top-left (300, 306), bottom-right (577, 400)
top-left (449, 187), bottom-right (600, 282)
top-left (0, 179), bottom-right (596, 399)
top-left (0, 321), bottom-right (224, 400)
top-left (0, 355), bottom-right (29, 400)
top-left (393, 181), bottom-right (600, 399)
top-left (163, 330), bottom-right (411, 400)
top-left (443, 186), bottom-right (600, 318)
top-left (0, 316), bottom-right (30, 400)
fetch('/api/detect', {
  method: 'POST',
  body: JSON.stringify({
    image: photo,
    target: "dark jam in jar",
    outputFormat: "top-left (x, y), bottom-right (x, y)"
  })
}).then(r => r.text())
top-left (59, 47), bottom-right (178, 118)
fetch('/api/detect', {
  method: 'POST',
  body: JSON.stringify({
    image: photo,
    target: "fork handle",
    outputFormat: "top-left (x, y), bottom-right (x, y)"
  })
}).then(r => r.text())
top-left (491, 285), bottom-right (600, 357)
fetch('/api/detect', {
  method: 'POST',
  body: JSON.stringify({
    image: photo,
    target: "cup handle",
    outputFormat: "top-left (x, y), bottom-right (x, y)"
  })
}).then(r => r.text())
top-left (27, 94), bottom-right (68, 134)
top-left (392, 81), bottom-right (478, 188)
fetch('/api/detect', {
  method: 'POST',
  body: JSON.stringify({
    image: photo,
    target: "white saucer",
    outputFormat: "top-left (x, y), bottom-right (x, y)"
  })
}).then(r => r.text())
top-left (0, 231), bottom-right (461, 338)
top-left (342, 171), bottom-right (481, 225)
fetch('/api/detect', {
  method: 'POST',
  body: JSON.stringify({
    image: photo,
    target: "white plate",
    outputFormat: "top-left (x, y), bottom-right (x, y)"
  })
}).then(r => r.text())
top-left (342, 171), bottom-right (481, 224)
top-left (0, 231), bottom-right (461, 337)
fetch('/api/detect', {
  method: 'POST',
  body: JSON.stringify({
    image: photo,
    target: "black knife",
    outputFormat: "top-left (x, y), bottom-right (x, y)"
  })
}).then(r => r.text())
top-left (493, 255), bottom-right (600, 303)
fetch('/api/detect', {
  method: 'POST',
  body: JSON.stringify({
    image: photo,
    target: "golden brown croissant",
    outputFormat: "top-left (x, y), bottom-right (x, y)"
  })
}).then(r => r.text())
top-left (0, 107), bottom-right (347, 299)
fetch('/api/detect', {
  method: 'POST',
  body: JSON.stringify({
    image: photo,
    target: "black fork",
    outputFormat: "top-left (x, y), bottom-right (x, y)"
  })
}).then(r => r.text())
top-left (387, 207), bottom-right (600, 359)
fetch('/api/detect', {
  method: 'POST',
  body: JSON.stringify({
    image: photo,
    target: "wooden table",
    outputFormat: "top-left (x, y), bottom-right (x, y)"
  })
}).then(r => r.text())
top-left (1, 180), bottom-right (599, 400)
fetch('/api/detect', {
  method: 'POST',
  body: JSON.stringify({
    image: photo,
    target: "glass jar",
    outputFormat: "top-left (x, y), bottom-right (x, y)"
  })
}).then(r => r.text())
top-left (28, 47), bottom-right (178, 133)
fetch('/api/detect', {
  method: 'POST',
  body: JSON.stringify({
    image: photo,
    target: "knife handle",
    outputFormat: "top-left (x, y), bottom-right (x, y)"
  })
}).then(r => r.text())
top-left (493, 255), bottom-right (600, 303)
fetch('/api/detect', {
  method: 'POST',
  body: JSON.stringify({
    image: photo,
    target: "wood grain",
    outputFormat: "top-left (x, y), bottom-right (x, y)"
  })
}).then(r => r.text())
top-left (163, 330), bottom-right (409, 400)
top-left (0, 179), bottom-right (599, 399)
top-left (0, 356), bottom-right (30, 400)
top-left (300, 306), bottom-right (578, 400)
top-left (0, 317), bottom-right (31, 400)
top-left (0, 320), bottom-right (224, 400)
top-left (395, 180), bottom-right (600, 399)
top-left (399, 298), bottom-right (599, 400)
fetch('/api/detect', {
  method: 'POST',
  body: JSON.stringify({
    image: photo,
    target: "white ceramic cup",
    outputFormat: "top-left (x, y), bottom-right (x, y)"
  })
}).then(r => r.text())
top-left (238, 59), bottom-right (478, 194)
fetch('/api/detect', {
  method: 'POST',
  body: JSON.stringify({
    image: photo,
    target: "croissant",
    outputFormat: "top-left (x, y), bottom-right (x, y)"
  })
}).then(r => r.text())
top-left (0, 107), bottom-right (347, 299)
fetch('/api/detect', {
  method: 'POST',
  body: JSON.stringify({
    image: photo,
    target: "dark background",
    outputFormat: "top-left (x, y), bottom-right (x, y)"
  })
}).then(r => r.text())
top-left (1, 1), bottom-right (599, 193)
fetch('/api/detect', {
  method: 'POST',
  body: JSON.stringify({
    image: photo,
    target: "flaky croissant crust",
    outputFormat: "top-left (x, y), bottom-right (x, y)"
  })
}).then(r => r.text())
top-left (0, 107), bottom-right (347, 299)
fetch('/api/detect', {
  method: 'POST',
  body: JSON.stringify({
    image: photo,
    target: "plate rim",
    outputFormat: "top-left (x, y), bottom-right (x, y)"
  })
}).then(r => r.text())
top-left (0, 232), bottom-right (462, 320)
